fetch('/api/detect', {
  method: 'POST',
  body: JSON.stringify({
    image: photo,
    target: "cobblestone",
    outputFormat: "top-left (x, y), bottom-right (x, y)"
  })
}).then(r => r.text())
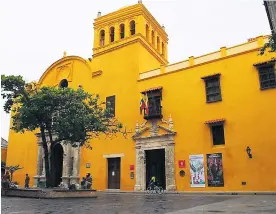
top-left (1, 193), bottom-right (276, 214)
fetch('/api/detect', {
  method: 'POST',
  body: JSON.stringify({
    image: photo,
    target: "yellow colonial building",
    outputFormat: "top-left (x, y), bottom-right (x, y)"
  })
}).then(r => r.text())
top-left (6, 2), bottom-right (276, 192)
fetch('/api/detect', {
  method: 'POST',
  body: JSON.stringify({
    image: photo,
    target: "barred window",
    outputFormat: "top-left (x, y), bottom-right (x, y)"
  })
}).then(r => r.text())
top-left (211, 125), bottom-right (225, 146)
top-left (258, 65), bottom-right (276, 90)
top-left (202, 74), bottom-right (222, 103)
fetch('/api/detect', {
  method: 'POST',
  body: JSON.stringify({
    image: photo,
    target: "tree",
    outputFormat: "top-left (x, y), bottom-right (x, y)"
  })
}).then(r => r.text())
top-left (1, 75), bottom-right (128, 187)
top-left (260, 33), bottom-right (276, 55)
top-left (5, 165), bottom-right (23, 181)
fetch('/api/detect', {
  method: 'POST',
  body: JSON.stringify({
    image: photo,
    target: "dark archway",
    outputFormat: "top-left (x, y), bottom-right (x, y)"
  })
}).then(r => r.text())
top-left (52, 143), bottom-right (63, 187)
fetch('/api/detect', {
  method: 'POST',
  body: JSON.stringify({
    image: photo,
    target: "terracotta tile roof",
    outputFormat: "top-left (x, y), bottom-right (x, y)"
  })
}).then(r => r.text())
top-left (253, 58), bottom-right (276, 67)
top-left (141, 86), bottom-right (162, 93)
top-left (201, 73), bottom-right (221, 80)
top-left (204, 118), bottom-right (226, 125)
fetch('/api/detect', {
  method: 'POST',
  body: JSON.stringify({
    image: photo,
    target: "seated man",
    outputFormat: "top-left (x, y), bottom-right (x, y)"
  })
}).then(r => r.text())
top-left (85, 173), bottom-right (92, 189)
top-left (149, 175), bottom-right (156, 189)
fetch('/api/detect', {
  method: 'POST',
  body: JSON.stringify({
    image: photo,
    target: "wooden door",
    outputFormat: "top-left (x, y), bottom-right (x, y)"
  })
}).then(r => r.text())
top-left (108, 158), bottom-right (121, 189)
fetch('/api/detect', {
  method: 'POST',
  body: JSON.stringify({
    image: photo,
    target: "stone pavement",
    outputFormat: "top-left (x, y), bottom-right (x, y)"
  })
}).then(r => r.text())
top-left (1, 193), bottom-right (276, 214)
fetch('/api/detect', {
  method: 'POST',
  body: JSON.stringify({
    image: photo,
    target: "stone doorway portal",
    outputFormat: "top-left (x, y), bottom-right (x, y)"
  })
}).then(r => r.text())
top-left (133, 119), bottom-right (176, 191)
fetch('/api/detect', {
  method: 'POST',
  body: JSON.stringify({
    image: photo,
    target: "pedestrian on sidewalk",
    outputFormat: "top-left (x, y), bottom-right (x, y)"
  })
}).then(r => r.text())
top-left (25, 174), bottom-right (30, 188)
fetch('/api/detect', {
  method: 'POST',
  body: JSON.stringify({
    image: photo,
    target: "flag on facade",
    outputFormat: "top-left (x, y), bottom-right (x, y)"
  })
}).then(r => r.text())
top-left (144, 94), bottom-right (149, 115)
top-left (140, 95), bottom-right (145, 114)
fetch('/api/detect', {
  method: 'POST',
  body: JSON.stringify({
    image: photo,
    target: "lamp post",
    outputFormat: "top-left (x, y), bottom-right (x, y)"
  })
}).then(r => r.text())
top-left (246, 146), bottom-right (252, 159)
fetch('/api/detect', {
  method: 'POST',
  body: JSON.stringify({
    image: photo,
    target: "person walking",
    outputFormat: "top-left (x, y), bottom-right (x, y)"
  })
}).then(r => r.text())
top-left (24, 174), bottom-right (30, 189)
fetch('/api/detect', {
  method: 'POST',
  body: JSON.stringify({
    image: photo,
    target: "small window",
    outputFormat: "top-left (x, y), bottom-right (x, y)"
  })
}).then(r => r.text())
top-left (59, 79), bottom-right (68, 88)
top-left (211, 125), bottom-right (225, 146)
top-left (106, 95), bottom-right (115, 117)
top-left (157, 36), bottom-right (160, 52)
top-left (151, 30), bottom-right (155, 46)
top-left (130, 20), bottom-right (135, 35)
top-left (146, 24), bottom-right (149, 40)
top-left (110, 27), bottom-right (115, 42)
top-left (161, 42), bottom-right (164, 55)
top-left (100, 30), bottom-right (105, 46)
top-left (257, 64), bottom-right (276, 90)
top-left (202, 74), bottom-right (222, 103)
top-left (120, 24), bottom-right (125, 39)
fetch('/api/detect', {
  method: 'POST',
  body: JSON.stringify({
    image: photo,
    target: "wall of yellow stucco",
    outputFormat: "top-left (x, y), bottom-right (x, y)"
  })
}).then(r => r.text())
top-left (137, 50), bottom-right (276, 191)
top-left (5, 3), bottom-right (276, 191)
top-left (6, 130), bottom-right (37, 186)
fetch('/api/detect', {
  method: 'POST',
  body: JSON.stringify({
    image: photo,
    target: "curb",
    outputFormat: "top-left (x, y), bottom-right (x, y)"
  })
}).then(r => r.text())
top-left (98, 191), bottom-right (276, 196)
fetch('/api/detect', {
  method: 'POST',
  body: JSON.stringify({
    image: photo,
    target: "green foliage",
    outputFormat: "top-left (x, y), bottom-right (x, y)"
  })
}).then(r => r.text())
top-left (260, 33), bottom-right (276, 55)
top-left (1, 75), bottom-right (27, 113)
top-left (2, 75), bottom-right (129, 187)
top-left (1, 75), bottom-right (128, 147)
top-left (6, 165), bottom-right (23, 174)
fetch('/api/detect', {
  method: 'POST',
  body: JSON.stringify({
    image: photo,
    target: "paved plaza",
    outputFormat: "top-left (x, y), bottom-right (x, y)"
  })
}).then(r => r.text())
top-left (1, 193), bottom-right (276, 214)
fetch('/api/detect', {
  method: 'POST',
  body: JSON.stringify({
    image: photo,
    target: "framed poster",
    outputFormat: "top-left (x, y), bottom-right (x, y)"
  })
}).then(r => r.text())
top-left (207, 153), bottom-right (224, 187)
top-left (189, 154), bottom-right (206, 187)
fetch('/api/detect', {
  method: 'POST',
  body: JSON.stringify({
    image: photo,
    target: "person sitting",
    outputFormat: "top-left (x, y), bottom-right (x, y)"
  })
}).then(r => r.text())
top-left (2, 171), bottom-right (11, 191)
top-left (149, 175), bottom-right (156, 189)
top-left (85, 173), bottom-right (92, 189)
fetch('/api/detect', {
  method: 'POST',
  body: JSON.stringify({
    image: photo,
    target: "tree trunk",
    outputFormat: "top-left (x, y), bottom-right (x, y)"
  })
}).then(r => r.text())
top-left (47, 127), bottom-right (56, 187)
top-left (40, 126), bottom-right (51, 187)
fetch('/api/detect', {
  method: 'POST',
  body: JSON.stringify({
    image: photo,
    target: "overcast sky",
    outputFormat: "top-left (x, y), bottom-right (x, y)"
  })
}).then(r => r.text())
top-left (0, 0), bottom-right (270, 140)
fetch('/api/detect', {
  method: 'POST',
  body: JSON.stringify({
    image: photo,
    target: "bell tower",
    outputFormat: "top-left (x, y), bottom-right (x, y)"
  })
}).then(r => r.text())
top-left (92, 2), bottom-right (168, 65)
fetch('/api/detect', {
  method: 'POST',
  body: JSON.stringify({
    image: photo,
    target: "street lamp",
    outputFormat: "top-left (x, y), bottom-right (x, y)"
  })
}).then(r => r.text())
top-left (246, 146), bottom-right (252, 159)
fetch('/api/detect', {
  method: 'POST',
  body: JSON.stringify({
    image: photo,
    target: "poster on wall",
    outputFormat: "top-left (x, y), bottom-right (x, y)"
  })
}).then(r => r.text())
top-left (189, 154), bottom-right (206, 187)
top-left (207, 153), bottom-right (224, 187)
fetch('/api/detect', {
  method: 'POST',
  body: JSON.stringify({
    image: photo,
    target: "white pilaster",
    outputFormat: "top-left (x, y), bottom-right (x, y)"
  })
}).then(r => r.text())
top-left (61, 143), bottom-right (70, 187)
top-left (70, 146), bottom-right (80, 185)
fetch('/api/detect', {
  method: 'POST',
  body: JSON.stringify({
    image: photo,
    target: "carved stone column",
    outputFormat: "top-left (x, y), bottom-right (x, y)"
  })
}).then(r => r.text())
top-left (61, 143), bottom-right (70, 187)
top-left (33, 141), bottom-right (43, 187)
top-left (39, 149), bottom-right (46, 187)
top-left (70, 146), bottom-right (80, 185)
top-left (165, 142), bottom-right (176, 191)
top-left (134, 146), bottom-right (144, 191)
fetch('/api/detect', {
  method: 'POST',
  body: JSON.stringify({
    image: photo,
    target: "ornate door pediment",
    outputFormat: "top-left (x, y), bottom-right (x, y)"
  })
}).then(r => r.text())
top-left (132, 118), bottom-right (176, 141)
